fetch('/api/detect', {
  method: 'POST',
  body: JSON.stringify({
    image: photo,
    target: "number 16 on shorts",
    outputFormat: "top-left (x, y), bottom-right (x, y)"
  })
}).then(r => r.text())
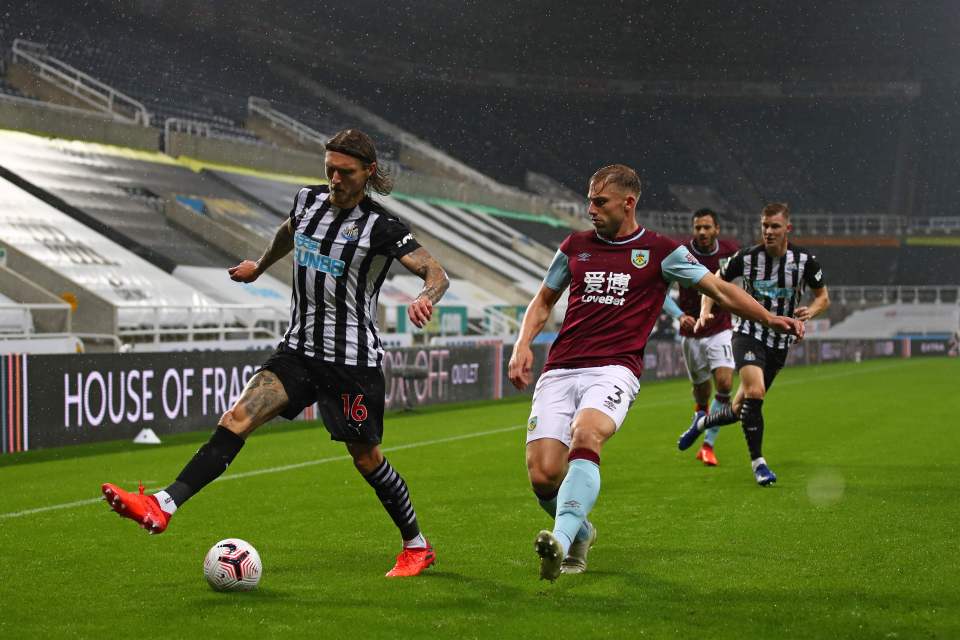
top-left (341, 394), bottom-right (368, 422)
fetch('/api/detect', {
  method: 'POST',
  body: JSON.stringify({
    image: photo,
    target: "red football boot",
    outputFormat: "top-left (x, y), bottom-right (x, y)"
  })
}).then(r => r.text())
top-left (695, 444), bottom-right (718, 466)
top-left (385, 541), bottom-right (436, 577)
top-left (101, 482), bottom-right (170, 534)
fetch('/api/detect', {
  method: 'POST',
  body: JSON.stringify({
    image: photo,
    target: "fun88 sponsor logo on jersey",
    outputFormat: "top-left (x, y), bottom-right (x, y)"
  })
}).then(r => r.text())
top-left (295, 233), bottom-right (346, 276)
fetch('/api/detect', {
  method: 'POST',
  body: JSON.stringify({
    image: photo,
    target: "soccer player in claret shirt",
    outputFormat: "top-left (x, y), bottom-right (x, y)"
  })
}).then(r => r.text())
top-left (508, 165), bottom-right (804, 581)
top-left (677, 202), bottom-right (830, 486)
top-left (661, 209), bottom-right (739, 466)
top-left (101, 129), bottom-right (449, 577)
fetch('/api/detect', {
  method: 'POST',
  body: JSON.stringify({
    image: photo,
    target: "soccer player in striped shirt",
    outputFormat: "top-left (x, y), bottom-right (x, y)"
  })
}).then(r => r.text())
top-left (102, 129), bottom-right (449, 577)
top-left (677, 202), bottom-right (830, 486)
top-left (661, 209), bottom-right (740, 466)
top-left (509, 166), bottom-right (804, 581)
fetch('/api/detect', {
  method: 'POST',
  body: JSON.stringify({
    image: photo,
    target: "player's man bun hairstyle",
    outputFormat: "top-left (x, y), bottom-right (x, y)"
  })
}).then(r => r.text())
top-left (325, 128), bottom-right (393, 195)
top-left (761, 202), bottom-right (790, 220)
top-left (693, 207), bottom-right (720, 226)
top-left (589, 164), bottom-right (641, 197)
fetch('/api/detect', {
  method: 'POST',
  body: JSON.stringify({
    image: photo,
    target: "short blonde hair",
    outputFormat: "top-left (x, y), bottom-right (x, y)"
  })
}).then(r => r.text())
top-left (589, 164), bottom-right (641, 196)
top-left (762, 202), bottom-right (790, 220)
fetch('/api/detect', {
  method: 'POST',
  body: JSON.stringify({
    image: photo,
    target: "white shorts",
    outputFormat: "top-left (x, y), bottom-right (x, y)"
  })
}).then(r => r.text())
top-left (525, 365), bottom-right (640, 447)
top-left (681, 329), bottom-right (735, 385)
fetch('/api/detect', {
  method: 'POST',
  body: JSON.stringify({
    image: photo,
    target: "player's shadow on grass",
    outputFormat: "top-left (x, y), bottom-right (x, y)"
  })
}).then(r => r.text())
top-left (192, 587), bottom-right (293, 603)
top-left (418, 568), bottom-right (527, 599)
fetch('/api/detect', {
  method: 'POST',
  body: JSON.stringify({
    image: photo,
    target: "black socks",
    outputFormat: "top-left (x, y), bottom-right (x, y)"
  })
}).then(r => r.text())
top-left (164, 426), bottom-right (246, 507)
top-left (740, 398), bottom-right (765, 460)
top-left (702, 402), bottom-right (739, 429)
top-left (363, 458), bottom-right (421, 541)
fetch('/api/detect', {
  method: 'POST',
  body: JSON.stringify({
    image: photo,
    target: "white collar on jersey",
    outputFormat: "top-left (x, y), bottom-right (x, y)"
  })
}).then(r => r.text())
top-left (689, 239), bottom-right (719, 256)
top-left (595, 227), bottom-right (646, 245)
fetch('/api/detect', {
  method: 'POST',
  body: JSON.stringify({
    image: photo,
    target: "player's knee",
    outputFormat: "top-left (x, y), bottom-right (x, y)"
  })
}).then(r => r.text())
top-left (218, 408), bottom-right (254, 437)
top-left (527, 461), bottom-right (565, 492)
top-left (347, 442), bottom-right (382, 474)
top-left (569, 425), bottom-right (605, 453)
top-left (743, 385), bottom-right (766, 400)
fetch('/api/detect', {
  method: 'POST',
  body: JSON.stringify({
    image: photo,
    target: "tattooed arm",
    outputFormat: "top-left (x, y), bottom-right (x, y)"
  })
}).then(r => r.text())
top-left (398, 246), bottom-right (450, 328)
top-left (228, 219), bottom-right (295, 283)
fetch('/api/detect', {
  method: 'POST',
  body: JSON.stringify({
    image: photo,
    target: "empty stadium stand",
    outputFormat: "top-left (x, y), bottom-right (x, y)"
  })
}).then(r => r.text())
top-left (0, 130), bottom-right (266, 269)
top-left (822, 303), bottom-right (960, 339)
top-left (0, 172), bottom-right (220, 333)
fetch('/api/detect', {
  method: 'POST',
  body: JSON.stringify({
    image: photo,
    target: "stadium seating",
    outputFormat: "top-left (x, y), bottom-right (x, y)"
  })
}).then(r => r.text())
top-left (0, 292), bottom-right (33, 334)
top-left (0, 130), bottom-right (264, 269)
top-left (0, 171), bottom-right (221, 332)
top-left (822, 303), bottom-right (960, 339)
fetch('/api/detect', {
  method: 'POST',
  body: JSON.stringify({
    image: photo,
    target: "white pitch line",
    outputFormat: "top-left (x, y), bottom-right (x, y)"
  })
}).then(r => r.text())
top-left (0, 358), bottom-right (934, 521)
top-left (0, 424), bottom-right (522, 521)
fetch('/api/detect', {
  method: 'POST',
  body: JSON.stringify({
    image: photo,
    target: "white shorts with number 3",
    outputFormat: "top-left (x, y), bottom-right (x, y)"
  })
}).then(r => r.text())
top-left (681, 329), bottom-right (735, 385)
top-left (525, 365), bottom-right (640, 447)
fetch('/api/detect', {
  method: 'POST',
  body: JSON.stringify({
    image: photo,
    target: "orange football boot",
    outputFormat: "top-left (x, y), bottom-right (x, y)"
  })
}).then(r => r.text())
top-left (101, 482), bottom-right (170, 534)
top-left (695, 443), bottom-right (718, 466)
top-left (385, 542), bottom-right (436, 577)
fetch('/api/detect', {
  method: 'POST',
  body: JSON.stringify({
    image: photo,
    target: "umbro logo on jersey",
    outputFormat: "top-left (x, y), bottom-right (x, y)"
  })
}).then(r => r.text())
top-left (577, 252), bottom-right (592, 262)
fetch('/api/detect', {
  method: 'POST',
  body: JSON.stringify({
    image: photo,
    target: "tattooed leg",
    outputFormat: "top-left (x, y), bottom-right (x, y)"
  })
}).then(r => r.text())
top-left (219, 370), bottom-right (290, 438)
top-left (156, 370), bottom-right (290, 510)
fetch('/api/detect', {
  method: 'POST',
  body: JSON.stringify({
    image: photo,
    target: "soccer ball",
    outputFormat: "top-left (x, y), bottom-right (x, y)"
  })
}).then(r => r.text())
top-left (203, 538), bottom-right (262, 591)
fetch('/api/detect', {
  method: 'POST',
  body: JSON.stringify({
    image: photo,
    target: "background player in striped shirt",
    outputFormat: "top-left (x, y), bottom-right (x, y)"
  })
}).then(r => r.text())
top-left (508, 166), bottom-right (804, 581)
top-left (678, 202), bottom-right (830, 486)
top-left (661, 209), bottom-right (740, 466)
top-left (102, 129), bottom-right (449, 578)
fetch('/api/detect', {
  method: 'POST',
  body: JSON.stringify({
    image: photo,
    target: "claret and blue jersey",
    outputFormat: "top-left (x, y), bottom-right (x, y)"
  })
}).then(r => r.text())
top-left (542, 227), bottom-right (709, 377)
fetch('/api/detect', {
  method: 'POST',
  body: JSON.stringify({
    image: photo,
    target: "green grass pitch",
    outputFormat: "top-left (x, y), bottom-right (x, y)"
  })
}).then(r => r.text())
top-left (1, 357), bottom-right (958, 639)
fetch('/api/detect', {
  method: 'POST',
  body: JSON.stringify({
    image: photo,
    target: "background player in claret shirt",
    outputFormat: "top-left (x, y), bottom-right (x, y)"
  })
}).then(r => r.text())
top-left (661, 209), bottom-right (739, 465)
top-left (677, 202), bottom-right (830, 486)
top-left (101, 129), bottom-right (449, 578)
top-left (508, 165), bottom-right (804, 581)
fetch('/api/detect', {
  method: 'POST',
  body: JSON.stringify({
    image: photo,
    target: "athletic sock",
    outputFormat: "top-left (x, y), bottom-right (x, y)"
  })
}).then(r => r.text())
top-left (163, 426), bottom-right (245, 507)
top-left (704, 393), bottom-right (731, 447)
top-left (153, 490), bottom-right (177, 515)
top-left (552, 450), bottom-right (601, 556)
top-left (740, 398), bottom-right (765, 460)
top-left (363, 458), bottom-right (421, 541)
top-left (403, 533), bottom-right (428, 549)
top-left (534, 487), bottom-right (592, 543)
top-left (751, 457), bottom-right (768, 473)
top-left (697, 402), bottom-right (739, 431)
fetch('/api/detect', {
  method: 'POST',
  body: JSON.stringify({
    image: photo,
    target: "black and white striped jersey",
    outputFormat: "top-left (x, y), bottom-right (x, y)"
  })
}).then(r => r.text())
top-left (283, 185), bottom-right (420, 366)
top-left (719, 243), bottom-right (826, 350)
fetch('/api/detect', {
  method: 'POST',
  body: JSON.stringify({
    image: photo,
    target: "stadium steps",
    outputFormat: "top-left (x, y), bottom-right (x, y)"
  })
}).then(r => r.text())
top-left (822, 303), bottom-right (959, 339)
top-left (0, 164), bottom-right (177, 272)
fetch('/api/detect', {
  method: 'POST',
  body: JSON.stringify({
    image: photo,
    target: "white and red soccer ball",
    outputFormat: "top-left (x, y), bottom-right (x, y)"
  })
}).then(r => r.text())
top-left (203, 538), bottom-right (262, 591)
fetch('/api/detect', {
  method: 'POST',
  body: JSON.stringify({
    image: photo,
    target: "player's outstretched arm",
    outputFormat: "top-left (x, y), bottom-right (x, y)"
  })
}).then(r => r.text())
top-left (398, 247), bottom-right (450, 328)
top-left (508, 285), bottom-right (562, 391)
top-left (795, 285), bottom-right (830, 322)
top-left (696, 270), bottom-right (721, 332)
top-left (695, 273), bottom-right (804, 338)
top-left (228, 219), bottom-right (295, 283)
